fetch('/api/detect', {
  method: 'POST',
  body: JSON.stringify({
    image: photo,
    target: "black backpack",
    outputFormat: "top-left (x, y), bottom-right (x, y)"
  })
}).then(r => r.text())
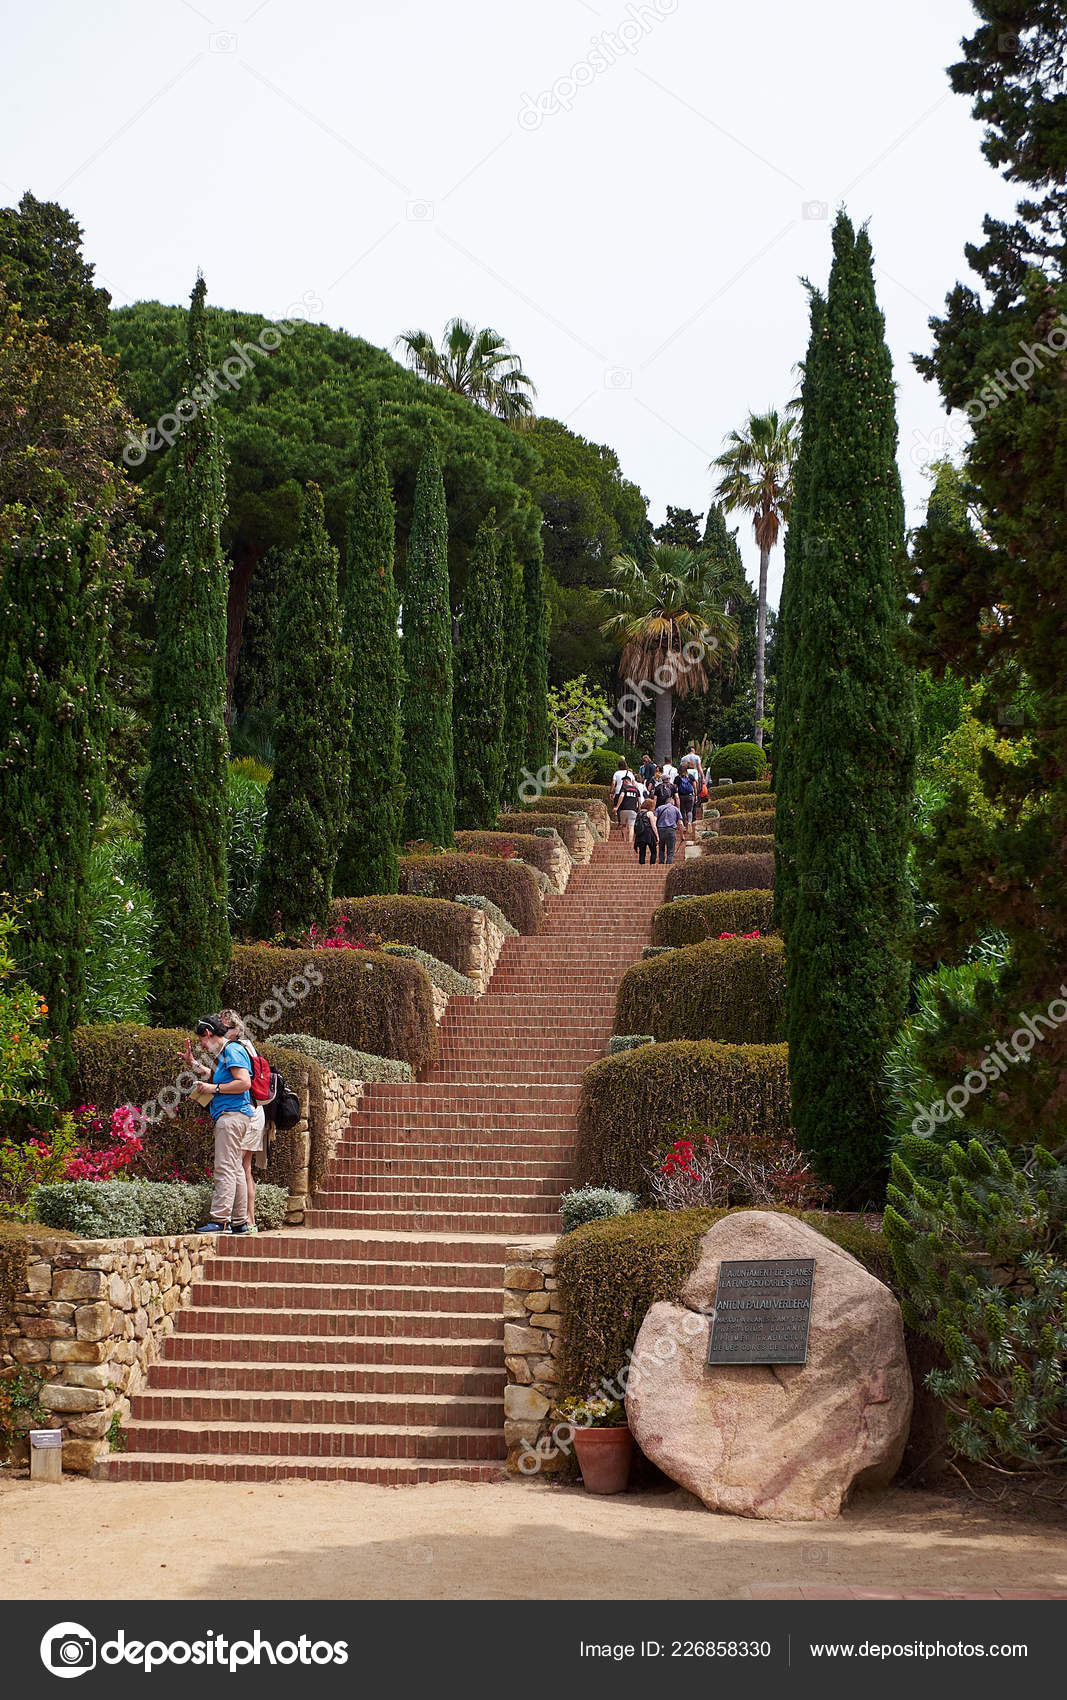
top-left (633, 810), bottom-right (655, 846)
top-left (654, 780), bottom-right (673, 806)
top-left (268, 1068), bottom-right (301, 1129)
top-left (619, 783), bottom-right (640, 811)
top-left (678, 773), bottom-right (694, 799)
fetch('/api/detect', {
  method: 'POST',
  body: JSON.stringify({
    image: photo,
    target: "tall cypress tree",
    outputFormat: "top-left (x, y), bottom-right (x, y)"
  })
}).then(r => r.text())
top-left (334, 406), bottom-right (403, 896)
top-left (786, 214), bottom-right (915, 1204)
top-left (0, 520), bottom-right (106, 1092)
top-left (499, 533), bottom-right (528, 809)
top-left (252, 484), bottom-right (351, 936)
top-left (400, 440), bottom-right (454, 846)
top-left (774, 285), bottom-right (825, 933)
top-left (143, 276), bottom-right (231, 1026)
top-left (453, 513), bottom-right (505, 829)
top-left (523, 535), bottom-right (550, 773)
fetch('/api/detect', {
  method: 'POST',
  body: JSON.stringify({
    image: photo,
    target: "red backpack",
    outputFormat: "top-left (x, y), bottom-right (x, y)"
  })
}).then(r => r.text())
top-left (250, 1054), bottom-right (275, 1103)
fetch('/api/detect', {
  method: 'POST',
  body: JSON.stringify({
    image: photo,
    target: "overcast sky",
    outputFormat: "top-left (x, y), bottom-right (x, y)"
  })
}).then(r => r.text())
top-left (3, 0), bottom-right (1015, 607)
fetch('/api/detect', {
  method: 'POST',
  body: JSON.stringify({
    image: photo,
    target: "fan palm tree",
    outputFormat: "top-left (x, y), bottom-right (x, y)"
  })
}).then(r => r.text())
top-left (394, 317), bottom-right (537, 425)
top-left (600, 545), bottom-right (738, 763)
top-left (710, 409), bottom-right (798, 746)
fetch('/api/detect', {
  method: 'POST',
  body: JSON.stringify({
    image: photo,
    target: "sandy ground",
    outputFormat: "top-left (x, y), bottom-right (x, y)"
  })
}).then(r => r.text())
top-left (1, 1476), bottom-right (1065, 1600)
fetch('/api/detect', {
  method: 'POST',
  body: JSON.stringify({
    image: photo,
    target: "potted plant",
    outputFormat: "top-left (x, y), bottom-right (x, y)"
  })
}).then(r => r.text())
top-left (557, 1394), bottom-right (633, 1495)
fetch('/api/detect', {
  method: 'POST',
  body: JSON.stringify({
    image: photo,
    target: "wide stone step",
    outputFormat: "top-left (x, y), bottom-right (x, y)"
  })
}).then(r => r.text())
top-left (151, 1360), bottom-right (505, 1395)
top-left (119, 1418), bottom-right (508, 1460)
top-left (165, 1332), bottom-right (505, 1366)
top-left (207, 1256), bottom-right (507, 1286)
top-left (307, 1209), bottom-right (558, 1234)
top-left (175, 1305), bottom-right (504, 1339)
top-left (106, 1454), bottom-right (506, 1484)
top-left (132, 1389), bottom-right (505, 1428)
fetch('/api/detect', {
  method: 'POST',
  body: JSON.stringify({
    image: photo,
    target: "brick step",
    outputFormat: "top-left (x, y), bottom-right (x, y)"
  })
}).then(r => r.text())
top-left (334, 1141), bottom-right (572, 1160)
top-left (311, 1190), bottom-right (561, 1215)
top-left (119, 1419), bottom-right (507, 1460)
top-left (206, 1256), bottom-right (508, 1285)
top-left (165, 1332), bottom-right (504, 1366)
top-left (132, 1390), bottom-right (505, 1428)
top-left (419, 1072), bottom-right (586, 1086)
top-left (218, 1235), bottom-right (507, 1264)
top-left (151, 1361), bottom-right (505, 1395)
top-left (346, 1120), bottom-right (575, 1138)
top-left (106, 1455), bottom-right (505, 1485)
top-left (176, 1306), bottom-right (504, 1339)
top-left (329, 1165), bottom-right (570, 1188)
top-left (191, 1283), bottom-right (511, 1313)
top-left (316, 1179), bottom-right (564, 1207)
top-left (306, 1210), bottom-right (558, 1233)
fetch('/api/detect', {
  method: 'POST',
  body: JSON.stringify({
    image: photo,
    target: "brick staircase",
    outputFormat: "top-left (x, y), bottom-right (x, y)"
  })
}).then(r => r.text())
top-left (108, 825), bottom-right (668, 1483)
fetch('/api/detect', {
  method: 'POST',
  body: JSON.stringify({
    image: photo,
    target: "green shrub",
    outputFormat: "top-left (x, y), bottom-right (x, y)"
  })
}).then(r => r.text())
top-left (560, 1185), bottom-right (639, 1234)
top-left (83, 840), bottom-right (154, 1025)
top-left (497, 813), bottom-right (588, 858)
top-left (716, 811), bottom-right (775, 837)
top-left (718, 793), bottom-right (775, 817)
top-left (539, 783), bottom-right (612, 806)
top-left (665, 854), bottom-right (774, 899)
top-left (272, 1034), bottom-right (413, 1084)
top-left (326, 895), bottom-right (480, 974)
top-left (711, 779), bottom-right (771, 798)
top-left (399, 853), bottom-right (541, 935)
top-left (708, 742), bottom-right (768, 782)
top-left (608, 1034), bottom-right (654, 1054)
top-left (651, 891), bottom-right (775, 945)
top-left (453, 831), bottom-right (562, 886)
top-left (454, 894), bottom-right (517, 936)
top-left (520, 794), bottom-right (610, 838)
top-left (30, 1179), bottom-right (289, 1237)
top-left (576, 1039), bottom-right (791, 1197)
top-left (227, 767), bottom-right (268, 932)
top-left (572, 747), bottom-right (628, 785)
top-left (556, 1206), bottom-right (891, 1399)
top-left (701, 834), bottom-right (775, 857)
top-left (614, 937), bottom-right (785, 1045)
top-left (380, 944), bottom-right (476, 998)
top-left (883, 959), bottom-right (1002, 1154)
top-left (223, 945), bottom-right (437, 1072)
top-left (229, 756), bottom-right (273, 785)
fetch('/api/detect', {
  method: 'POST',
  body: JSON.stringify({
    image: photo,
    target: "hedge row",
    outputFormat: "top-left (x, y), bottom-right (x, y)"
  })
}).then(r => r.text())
top-left (710, 780), bottom-right (771, 799)
top-left (614, 937), bottom-right (785, 1045)
top-left (651, 891), bottom-right (775, 945)
top-left (575, 1039), bottom-right (791, 1197)
top-left (381, 944), bottom-right (477, 998)
top-left (555, 1206), bottom-right (892, 1399)
top-left (453, 830), bottom-right (561, 885)
top-left (708, 742), bottom-right (768, 782)
top-left (326, 895), bottom-right (479, 975)
top-left (540, 783), bottom-right (612, 806)
top-left (399, 853), bottom-right (542, 934)
top-left (223, 944), bottom-right (438, 1072)
top-left (665, 854), bottom-right (774, 898)
top-left (714, 811), bottom-right (776, 837)
top-left (523, 797), bottom-right (611, 839)
top-left (497, 813), bottom-right (589, 858)
top-left (716, 793), bottom-right (775, 817)
top-left (701, 834), bottom-right (775, 857)
top-left (31, 1179), bottom-right (290, 1237)
top-left (272, 1033), bottom-right (413, 1084)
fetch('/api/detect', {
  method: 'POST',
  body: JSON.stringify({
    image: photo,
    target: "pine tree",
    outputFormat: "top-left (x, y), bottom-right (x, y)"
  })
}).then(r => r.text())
top-left (498, 533), bottom-right (528, 809)
top-left (400, 440), bottom-right (454, 847)
top-left (252, 484), bottom-right (351, 935)
top-left (0, 520), bottom-right (107, 1092)
top-left (786, 214), bottom-right (915, 1204)
top-left (453, 513), bottom-right (505, 829)
top-left (773, 286), bottom-right (825, 934)
top-left (142, 276), bottom-right (232, 1027)
top-left (334, 406), bottom-right (403, 896)
top-left (523, 535), bottom-right (550, 773)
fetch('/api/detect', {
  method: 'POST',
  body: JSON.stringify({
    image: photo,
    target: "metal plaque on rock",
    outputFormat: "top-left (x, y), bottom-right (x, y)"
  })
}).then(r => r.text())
top-left (706, 1257), bottom-right (815, 1366)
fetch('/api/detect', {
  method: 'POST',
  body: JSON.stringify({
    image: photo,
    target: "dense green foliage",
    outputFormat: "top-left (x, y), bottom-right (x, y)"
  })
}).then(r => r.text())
top-left (142, 279), bottom-right (231, 1027)
top-left (717, 793), bottom-right (775, 816)
top-left (664, 853), bottom-right (775, 899)
top-left (252, 485), bottom-right (351, 936)
top-left (715, 810), bottom-right (775, 836)
top-left (271, 1033), bottom-right (413, 1084)
top-left (0, 520), bottom-right (108, 1090)
top-left (335, 406), bottom-right (403, 897)
top-left (784, 214), bottom-right (915, 1204)
top-left (703, 833), bottom-right (775, 857)
top-left (614, 937), bottom-right (785, 1044)
top-left (398, 853), bottom-right (542, 934)
top-left (0, 193), bottom-right (110, 344)
top-left (523, 535), bottom-right (551, 774)
top-left (707, 741), bottom-right (767, 781)
top-left (380, 943), bottom-right (477, 999)
top-left (650, 890), bottom-right (775, 945)
top-left (454, 513), bottom-right (505, 828)
top-left (400, 441), bottom-right (454, 846)
top-left (32, 1179), bottom-right (289, 1236)
top-left (326, 894), bottom-right (482, 973)
top-left (83, 839), bottom-right (154, 1025)
top-left (498, 535), bottom-right (528, 810)
top-left (226, 765), bottom-right (268, 932)
top-left (883, 959), bottom-right (1002, 1153)
top-left (453, 831), bottom-right (560, 885)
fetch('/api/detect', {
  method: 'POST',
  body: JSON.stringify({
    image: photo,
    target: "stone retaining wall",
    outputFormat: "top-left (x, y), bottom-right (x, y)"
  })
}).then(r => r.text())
top-left (1, 1233), bottom-right (217, 1474)
top-left (462, 911), bottom-right (509, 996)
top-left (503, 1242), bottom-right (560, 1471)
top-left (285, 1064), bottom-right (363, 1224)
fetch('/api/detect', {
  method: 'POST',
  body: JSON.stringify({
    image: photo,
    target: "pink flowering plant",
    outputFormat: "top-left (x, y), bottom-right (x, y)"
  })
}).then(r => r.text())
top-left (648, 1120), bottom-right (831, 1211)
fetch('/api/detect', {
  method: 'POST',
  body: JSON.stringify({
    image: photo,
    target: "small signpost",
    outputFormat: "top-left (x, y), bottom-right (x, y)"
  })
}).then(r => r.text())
top-left (706, 1257), bottom-right (815, 1366)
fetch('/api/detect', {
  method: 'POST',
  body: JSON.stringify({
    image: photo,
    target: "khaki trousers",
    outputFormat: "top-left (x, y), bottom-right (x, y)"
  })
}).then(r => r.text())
top-left (210, 1111), bottom-right (250, 1224)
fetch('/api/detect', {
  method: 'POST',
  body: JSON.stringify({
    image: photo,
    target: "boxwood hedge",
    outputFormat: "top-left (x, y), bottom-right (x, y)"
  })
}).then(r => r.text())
top-left (664, 854), bottom-right (774, 899)
top-left (717, 793), bottom-right (775, 817)
top-left (272, 1033), bottom-right (414, 1084)
top-left (651, 890), bottom-right (775, 945)
top-left (716, 811), bottom-right (776, 836)
top-left (453, 830), bottom-right (562, 885)
top-left (614, 936), bottom-right (785, 1044)
top-left (539, 783), bottom-right (612, 806)
top-left (710, 779), bottom-right (771, 799)
top-left (707, 742), bottom-right (768, 782)
top-left (497, 812), bottom-right (590, 857)
top-left (521, 795), bottom-right (611, 838)
top-left (399, 853), bottom-right (542, 934)
top-left (575, 1038), bottom-right (791, 1196)
top-left (701, 834), bottom-right (775, 856)
top-left (326, 895), bottom-right (480, 975)
top-left (31, 1179), bottom-right (290, 1237)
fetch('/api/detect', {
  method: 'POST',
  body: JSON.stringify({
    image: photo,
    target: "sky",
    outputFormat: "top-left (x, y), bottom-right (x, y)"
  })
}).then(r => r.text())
top-left (1, 0), bottom-right (1017, 608)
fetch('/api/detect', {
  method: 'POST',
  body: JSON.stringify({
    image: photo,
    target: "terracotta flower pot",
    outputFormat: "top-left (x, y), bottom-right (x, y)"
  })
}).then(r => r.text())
top-left (573, 1424), bottom-right (633, 1494)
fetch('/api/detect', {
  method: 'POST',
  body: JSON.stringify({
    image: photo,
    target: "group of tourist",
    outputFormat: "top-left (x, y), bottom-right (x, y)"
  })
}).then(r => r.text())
top-left (611, 745), bottom-right (708, 866)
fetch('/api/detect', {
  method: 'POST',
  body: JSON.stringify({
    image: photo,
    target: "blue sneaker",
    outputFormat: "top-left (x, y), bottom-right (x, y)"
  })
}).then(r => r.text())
top-left (229, 1221), bottom-right (250, 1235)
top-left (196, 1220), bottom-right (231, 1233)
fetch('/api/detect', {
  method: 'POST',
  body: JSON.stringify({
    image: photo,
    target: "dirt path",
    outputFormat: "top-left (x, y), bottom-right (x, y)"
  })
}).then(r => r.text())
top-left (1, 1477), bottom-right (1064, 1600)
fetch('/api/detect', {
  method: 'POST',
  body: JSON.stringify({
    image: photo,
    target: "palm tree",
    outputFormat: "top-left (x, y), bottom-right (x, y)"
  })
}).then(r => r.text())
top-left (599, 545), bottom-right (738, 764)
top-left (711, 409), bottom-right (798, 746)
top-left (394, 318), bottom-right (537, 425)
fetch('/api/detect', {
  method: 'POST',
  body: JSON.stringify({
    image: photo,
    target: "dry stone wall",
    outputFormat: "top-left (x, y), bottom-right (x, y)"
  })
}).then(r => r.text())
top-left (503, 1242), bottom-right (560, 1469)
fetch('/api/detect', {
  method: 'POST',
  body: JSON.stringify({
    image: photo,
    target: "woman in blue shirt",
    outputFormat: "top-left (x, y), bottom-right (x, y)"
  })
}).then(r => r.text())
top-left (183, 1015), bottom-right (255, 1233)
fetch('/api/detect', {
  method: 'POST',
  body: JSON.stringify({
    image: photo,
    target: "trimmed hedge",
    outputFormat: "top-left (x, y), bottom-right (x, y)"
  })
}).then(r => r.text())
top-left (497, 813), bottom-right (588, 858)
top-left (540, 783), bottom-right (612, 806)
top-left (399, 853), bottom-right (542, 934)
top-left (651, 891), bottom-right (775, 946)
top-left (708, 742), bottom-right (768, 781)
top-left (31, 1179), bottom-right (289, 1237)
top-left (454, 894), bottom-right (517, 936)
top-left (614, 936), bottom-right (786, 1044)
top-left (272, 1033), bottom-right (413, 1084)
top-left (454, 830), bottom-right (561, 885)
top-left (717, 793), bottom-right (775, 817)
top-left (326, 895), bottom-right (479, 975)
top-left (711, 780), bottom-right (771, 798)
top-left (223, 944), bottom-right (437, 1072)
top-left (665, 854), bottom-right (774, 899)
top-left (701, 834), bottom-right (775, 857)
top-left (716, 811), bottom-right (776, 837)
top-left (521, 795), bottom-right (611, 839)
top-left (556, 1206), bottom-right (891, 1399)
top-left (381, 944), bottom-right (477, 998)
top-left (575, 1038), bottom-right (791, 1197)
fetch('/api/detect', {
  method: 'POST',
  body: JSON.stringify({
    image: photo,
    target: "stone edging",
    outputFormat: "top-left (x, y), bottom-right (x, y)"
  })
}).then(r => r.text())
top-left (503, 1242), bottom-right (560, 1471)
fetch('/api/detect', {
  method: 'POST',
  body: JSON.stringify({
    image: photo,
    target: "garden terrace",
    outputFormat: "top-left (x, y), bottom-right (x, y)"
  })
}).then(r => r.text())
top-left (517, 796), bottom-right (611, 840)
top-left (650, 891), bottom-right (775, 945)
top-left (614, 936), bottom-right (785, 1044)
top-left (716, 793), bottom-right (775, 817)
top-left (496, 811), bottom-right (597, 859)
top-left (699, 834), bottom-right (775, 857)
top-left (664, 853), bottom-right (774, 899)
top-left (453, 830), bottom-right (571, 891)
top-left (398, 852), bottom-right (542, 935)
top-left (325, 894), bottom-right (503, 986)
top-left (715, 811), bottom-right (776, 836)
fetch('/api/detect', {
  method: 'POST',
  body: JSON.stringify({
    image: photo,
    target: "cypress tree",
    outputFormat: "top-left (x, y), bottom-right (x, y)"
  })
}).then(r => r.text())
top-left (523, 535), bottom-right (550, 773)
top-left (0, 520), bottom-right (106, 1092)
top-left (453, 514), bottom-right (505, 829)
top-left (773, 285), bottom-right (825, 933)
top-left (499, 533), bottom-right (528, 809)
top-left (252, 484), bottom-right (351, 936)
top-left (786, 214), bottom-right (915, 1204)
top-left (142, 276), bottom-right (232, 1026)
top-left (400, 440), bottom-right (454, 847)
top-left (334, 406), bottom-right (403, 896)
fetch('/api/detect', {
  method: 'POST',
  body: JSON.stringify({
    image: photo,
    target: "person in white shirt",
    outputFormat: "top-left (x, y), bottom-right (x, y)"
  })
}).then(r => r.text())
top-left (661, 759), bottom-right (678, 785)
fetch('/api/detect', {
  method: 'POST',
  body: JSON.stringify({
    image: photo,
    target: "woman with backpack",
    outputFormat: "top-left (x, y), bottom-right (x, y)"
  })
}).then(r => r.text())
top-left (219, 1009), bottom-right (267, 1234)
top-left (633, 798), bottom-right (660, 866)
top-left (182, 1015), bottom-right (255, 1234)
top-left (616, 769), bottom-right (643, 844)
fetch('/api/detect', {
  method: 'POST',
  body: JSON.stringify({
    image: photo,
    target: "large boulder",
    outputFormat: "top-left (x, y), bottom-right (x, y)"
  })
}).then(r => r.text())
top-left (625, 1211), bottom-right (912, 1520)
